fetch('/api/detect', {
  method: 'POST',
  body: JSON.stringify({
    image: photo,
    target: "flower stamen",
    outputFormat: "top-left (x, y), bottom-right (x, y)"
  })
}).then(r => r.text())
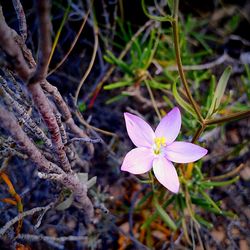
top-left (154, 137), bottom-right (166, 155)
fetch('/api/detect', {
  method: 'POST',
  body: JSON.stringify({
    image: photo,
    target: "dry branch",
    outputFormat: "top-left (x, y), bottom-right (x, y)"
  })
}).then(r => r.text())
top-left (0, 2), bottom-right (95, 221)
top-left (28, 0), bottom-right (52, 84)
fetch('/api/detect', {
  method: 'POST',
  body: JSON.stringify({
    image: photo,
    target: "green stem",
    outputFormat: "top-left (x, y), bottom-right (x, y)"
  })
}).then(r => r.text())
top-left (145, 79), bottom-right (162, 120)
top-left (172, 0), bottom-right (204, 123)
top-left (206, 163), bottom-right (245, 181)
top-left (205, 110), bottom-right (250, 125)
top-left (149, 170), bottom-right (156, 193)
top-left (191, 124), bottom-right (206, 143)
top-left (48, 2), bottom-right (71, 67)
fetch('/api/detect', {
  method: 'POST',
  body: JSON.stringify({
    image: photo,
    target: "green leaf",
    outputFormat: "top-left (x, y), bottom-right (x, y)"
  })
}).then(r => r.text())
top-left (206, 66), bottom-right (232, 118)
top-left (49, 2), bottom-right (71, 66)
top-left (141, 196), bottom-right (175, 230)
top-left (140, 29), bottom-right (156, 69)
top-left (87, 176), bottom-right (97, 189)
top-left (153, 197), bottom-right (177, 231)
top-left (105, 94), bottom-right (127, 104)
top-left (199, 189), bottom-right (221, 214)
top-left (136, 191), bottom-right (153, 208)
top-left (194, 214), bottom-right (213, 229)
top-left (172, 80), bottom-right (197, 118)
top-left (77, 173), bottom-right (88, 183)
top-left (205, 75), bottom-right (216, 111)
top-left (78, 101), bottom-right (86, 112)
top-left (104, 51), bottom-right (133, 75)
top-left (141, 0), bottom-right (173, 22)
top-left (191, 196), bottom-right (211, 208)
top-left (77, 173), bottom-right (97, 189)
top-left (148, 79), bottom-right (171, 90)
top-left (104, 80), bottom-right (132, 90)
top-left (200, 176), bottom-right (239, 188)
top-left (56, 192), bottom-right (74, 211)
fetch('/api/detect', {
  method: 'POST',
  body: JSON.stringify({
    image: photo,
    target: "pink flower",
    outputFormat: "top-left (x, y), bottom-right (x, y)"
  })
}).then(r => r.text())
top-left (121, 107), bottom-right (207, 193)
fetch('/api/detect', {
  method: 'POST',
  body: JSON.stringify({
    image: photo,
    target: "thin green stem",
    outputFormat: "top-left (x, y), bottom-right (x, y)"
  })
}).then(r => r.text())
top-left (48, 2), bottom-right (71, 68)
top-left (184, 185), bottom-right (199, 224)
top-left (145, 79), bottom-right (162, 120)
top-left (48, 7), bottom-right (90, 76)
top-left (204, 110), bottom-right (250, 125)
top-left (207, 163), bottom-right (245, 181)
top-left (172, 0), bottom-right (204, 123)
top-left (191, 124), bottom-right (206, 143)
top-left (74, 13), bottom-right (99, 106)
top-left (149, 170), bottom-right (155, 193)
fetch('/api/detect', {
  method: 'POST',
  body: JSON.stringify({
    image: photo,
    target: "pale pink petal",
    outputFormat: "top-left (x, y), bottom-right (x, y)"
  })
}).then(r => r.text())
top-left (121, 147), bottom-right (154, 174)
top-left (155, 107), bottom-right (181, 144)
top-left (124, 113), bottom-right (155, 148)
top-left (153, 156), bottom-right (179, 193)
top-left (165, 141), bottom-right (208, 163)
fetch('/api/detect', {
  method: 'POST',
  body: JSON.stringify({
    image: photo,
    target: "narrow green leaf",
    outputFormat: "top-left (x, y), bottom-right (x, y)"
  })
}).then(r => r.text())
top-left (77, 173), bottom-right (96, 189)
top-left (200, 176), bottom-right (239, 188)
top-left (206, 66), bottom-right (232, 118)
top-left (137, 191), bottom-right (153, 208)
top-left (205, 75), bottom-right (216, 111)
top-left (141, 196), bottom-right (175, 230)
top-left (105, 94), bottom-right (127, 104)
top-left (194, 214), bottom-right (213, 229)
top-left (87, 176), bottom-right (97, 189)
top-left (56, 193), bottom-right (74, 211)
top-left (48, 2), bottom-right (71, 66)
top-left (141, 0), bottom-right (173, 22)
top-left (153, 197), bottom-right (177, 231)
top-left (172, 80), bottom-right (197, 118)
top-left (104, 80), bottom-right (132, 90)
top-left (104, 51), bottom-right (133, 75)
top-left (191, 196), bottom-right (211, 208)
top-left (199, 189), bottom-right (221, 214)
top-left (77, 173), bottom-right (88, 183)
top-left (78, 102), bottom-right (86, 112)
top-left (148, 79), bottom-right (170, 90)
top-left (200, 206), bottom-right (237, 218)
top-left (103, 55), bottom-right (114, 64)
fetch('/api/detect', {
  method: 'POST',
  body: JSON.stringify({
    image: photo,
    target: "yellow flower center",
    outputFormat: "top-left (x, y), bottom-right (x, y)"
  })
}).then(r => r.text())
top-left (154, 137), bottom-right (166, 155)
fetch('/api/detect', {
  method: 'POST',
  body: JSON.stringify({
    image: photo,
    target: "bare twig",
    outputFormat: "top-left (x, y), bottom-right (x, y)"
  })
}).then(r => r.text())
top-left (0, 6), bottom-right (32, 80)
top-left (67, 137), bottom-right (102, 145)
top-left (0, 106), bottom-right (63, 175)
top-left (29, 0), bottom-right (52, 84)
top-left (0, 78), bottom-right (53, 149)
top-left (55, 113), bottom-right (68, 145)
top-left (0, 1), bottom-right (94, 219)
top-left (28, 82), bottom-right (72, 173)
top-left (17, 234), bottom-right (87, 242)
top-left (12, 0), bottom-right (27, 41)
top-left (0, 202), bottom-right (54, 237)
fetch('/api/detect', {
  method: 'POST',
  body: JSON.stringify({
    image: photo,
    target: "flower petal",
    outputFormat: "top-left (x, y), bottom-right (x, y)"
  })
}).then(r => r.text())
top-left (153, 156), bottom-right (179, 193)
top-left (124, 112), bottom-right (155, 148)
top-left (155, 107), bottom-right (181, 144)
top-left (121, 147), bottom-right (154, 174)
top-left (165, 141), bottom-right (208, 163)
